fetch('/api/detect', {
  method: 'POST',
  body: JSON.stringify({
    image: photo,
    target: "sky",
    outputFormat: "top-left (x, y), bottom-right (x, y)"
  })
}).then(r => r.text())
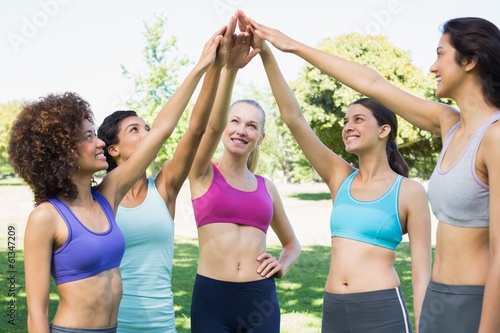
top-left (1, 0), bottom-right (500, 124)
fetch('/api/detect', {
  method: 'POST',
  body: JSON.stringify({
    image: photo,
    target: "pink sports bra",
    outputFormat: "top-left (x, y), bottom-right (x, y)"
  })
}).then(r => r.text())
top-left (192, 163), bottom-right (274, 234)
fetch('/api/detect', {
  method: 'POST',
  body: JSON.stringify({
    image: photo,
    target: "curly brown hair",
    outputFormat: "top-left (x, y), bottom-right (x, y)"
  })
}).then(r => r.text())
top-left (8, 92), bottom-right (95, 205)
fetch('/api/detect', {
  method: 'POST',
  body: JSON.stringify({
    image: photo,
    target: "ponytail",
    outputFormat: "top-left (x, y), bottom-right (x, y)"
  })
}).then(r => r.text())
top-left (387, 141), bottom-right (409, 178)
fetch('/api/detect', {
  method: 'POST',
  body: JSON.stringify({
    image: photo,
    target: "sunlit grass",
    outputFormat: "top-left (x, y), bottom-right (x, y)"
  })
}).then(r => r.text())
top-left (0, 232), bottom-right (424, 332)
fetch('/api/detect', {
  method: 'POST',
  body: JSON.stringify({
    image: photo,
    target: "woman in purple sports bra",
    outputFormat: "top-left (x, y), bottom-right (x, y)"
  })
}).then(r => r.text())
top-left (8, 27), bottom-right (226, 333)
top-left (246, 14), bottom-right (500, 333)
top-left (187, 21), bottom-right (301, 333)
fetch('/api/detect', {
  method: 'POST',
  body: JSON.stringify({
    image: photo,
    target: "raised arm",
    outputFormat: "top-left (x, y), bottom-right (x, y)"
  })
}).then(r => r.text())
top-left (99, 25), bottom-right (225, 210)
top-left (242, 14), bottom-right (354, 188)
top-left (245, 13), bottom-right (460, 138)
top-left (189, 22), bottom-right (259, 180)
top-left (155, 19), bottom-right (233, 213)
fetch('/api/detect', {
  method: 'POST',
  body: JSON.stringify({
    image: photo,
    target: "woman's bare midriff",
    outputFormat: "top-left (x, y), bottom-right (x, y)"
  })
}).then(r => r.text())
top-left (197, 223), bottom-right (268, 282)
top-left (325, 237), bottom-right (400, 294)
top-left (432, 222), bottom-right (489, 285)
top-left (52, 268), bottom-right (122, 328)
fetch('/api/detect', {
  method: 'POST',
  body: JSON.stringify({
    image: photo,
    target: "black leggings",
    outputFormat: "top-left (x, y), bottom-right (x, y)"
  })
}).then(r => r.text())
top-left (190, 274), bottom-right (280, 333)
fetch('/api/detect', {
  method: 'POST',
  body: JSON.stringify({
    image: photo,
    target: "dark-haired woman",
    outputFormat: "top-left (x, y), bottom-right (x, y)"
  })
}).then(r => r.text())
top-left (95, 16), bottom-right (239, 333)
top-left (248, 13), bottom-right (500, 333)
top-left (242, 20), bottom-right (431, 332)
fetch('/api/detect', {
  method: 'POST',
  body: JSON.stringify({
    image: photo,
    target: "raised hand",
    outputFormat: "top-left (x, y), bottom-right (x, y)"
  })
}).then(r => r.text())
top-left (213, 15), bottom-right (238, 68)
top-left (196, 25), bottom-right (226, 71)
top-left (224, 27), bottom-right (260, 70)
top-left (236, 10), bottom-right (267, 53)
top-left (238, 10), bottom-right (297, 53)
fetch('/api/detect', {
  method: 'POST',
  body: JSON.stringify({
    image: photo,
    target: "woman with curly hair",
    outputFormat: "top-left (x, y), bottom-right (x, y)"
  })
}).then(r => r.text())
top-left (8, 23), bottom-right (228, 333)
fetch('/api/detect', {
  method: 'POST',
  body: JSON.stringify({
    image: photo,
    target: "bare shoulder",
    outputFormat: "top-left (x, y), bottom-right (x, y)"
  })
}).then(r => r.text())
top-left (399, 178), bottom-right (428, 203)
top-left (482, 120), bottom-right (500, 148)
top-left (29, 202), bottom-right (58, 224)
top-left (26, 202), bottom-right (60, 237)
top-left (262, 176), bottom-right (280, 199)
top-left (401, 177), bottom-right (426, 192)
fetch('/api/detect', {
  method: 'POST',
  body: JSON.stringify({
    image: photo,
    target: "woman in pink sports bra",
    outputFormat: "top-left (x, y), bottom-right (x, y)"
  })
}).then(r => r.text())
top-left (246, 14), bottom-right (500, 333)
top-left (8, 26), bottom-right (227, 333)
top-left (187, 20), bottom-right (301, 333)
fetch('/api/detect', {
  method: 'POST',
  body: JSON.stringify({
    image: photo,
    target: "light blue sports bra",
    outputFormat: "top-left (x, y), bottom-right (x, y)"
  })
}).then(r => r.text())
top-left (330, 170), bottom-right (403, 251)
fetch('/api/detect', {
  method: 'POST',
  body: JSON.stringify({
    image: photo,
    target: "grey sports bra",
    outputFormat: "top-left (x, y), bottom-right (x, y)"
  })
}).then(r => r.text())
top-left (427, 112), bottom-right (500, 228)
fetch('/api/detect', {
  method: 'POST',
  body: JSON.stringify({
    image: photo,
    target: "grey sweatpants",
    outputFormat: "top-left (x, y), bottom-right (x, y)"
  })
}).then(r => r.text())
top-left (49, 323), bottom-right (117, 333)
top-left (322, 286), bottom-right (412, 333)
top-left (419, 279), bottom-right (484, 333)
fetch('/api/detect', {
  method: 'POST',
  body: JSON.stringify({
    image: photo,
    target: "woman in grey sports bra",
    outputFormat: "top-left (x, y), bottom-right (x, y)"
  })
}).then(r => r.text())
top-left (248, 14), bottom-right (500, 333)
top-left (241, 11), bottom-right (432, 333)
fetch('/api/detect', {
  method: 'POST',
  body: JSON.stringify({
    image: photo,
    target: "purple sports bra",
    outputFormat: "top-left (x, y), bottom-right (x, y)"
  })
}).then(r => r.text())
top-left (49, 190), bottom-right (125, 285)
top-left (192, 163), bottom-right (274, 234)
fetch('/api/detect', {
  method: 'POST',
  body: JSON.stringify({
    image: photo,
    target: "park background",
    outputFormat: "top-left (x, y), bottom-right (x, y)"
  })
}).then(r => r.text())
top-left (1, 0), bottom-right (499, 332)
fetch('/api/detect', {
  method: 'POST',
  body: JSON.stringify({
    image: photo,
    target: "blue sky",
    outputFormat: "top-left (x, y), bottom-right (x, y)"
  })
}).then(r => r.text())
top-left (1, 0), bottom-right (499, 123)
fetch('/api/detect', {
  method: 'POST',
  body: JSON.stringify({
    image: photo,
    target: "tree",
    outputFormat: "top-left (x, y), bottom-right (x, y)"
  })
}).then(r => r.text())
top-left (1, 101), bottom-right (23, 174)
top-left (290, 33), bottom-right (450, 179)
top-left (121, 14), bottom-right (192, 175)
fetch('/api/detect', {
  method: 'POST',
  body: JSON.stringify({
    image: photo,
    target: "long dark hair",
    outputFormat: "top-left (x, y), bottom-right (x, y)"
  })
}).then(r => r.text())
top-left (350, 98), bottom-right (409, 177)
top-left (97, 110), bottom-right (138, 173)
top-left (441, 17), bottom-right (500, 108)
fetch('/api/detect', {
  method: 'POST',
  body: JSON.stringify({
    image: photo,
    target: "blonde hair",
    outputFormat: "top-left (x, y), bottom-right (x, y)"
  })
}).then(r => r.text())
top-left (229, 99), bottom-right (266, 173)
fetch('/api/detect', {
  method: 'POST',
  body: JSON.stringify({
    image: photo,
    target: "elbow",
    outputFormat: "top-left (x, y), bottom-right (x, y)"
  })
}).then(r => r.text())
top-left (295, 239), bottom-right (302, 255)
top-left (281, 111), bottom-right (304, 126)
top-left (204, 124), bottom-right (222, 137)
top-left (187, 125), bottom-right (207, 141)
top-left (290, 239), bottom-right (302, 262)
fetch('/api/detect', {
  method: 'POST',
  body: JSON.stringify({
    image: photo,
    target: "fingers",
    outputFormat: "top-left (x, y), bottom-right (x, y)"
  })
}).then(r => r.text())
top-left (256, 253), bottom-right (282, 278)
top-left (236, 9), bottom-right (247, 32)
top-left (226, 14), bottom-right (237, 37)
top-left (247, 47), bottom-right (261, 61)
top-left (213, 24), bottom-right (228, 39)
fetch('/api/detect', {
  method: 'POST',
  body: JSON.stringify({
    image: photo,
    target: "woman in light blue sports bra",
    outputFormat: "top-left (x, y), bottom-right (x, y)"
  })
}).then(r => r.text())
top-left (249, 14), bottom-right (500, 333)
top-left (245, 13), bottom-right (432, 331)
top-left (96, 24), bottom-right (232, 333)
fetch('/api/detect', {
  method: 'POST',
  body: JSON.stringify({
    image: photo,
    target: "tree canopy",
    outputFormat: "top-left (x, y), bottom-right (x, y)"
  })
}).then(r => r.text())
top-left (121, 14), bottom-right (192, 175)
top-left (286, 33), bottom-right (448, 180)
top-left (1, 100), bottom-right (23, 174)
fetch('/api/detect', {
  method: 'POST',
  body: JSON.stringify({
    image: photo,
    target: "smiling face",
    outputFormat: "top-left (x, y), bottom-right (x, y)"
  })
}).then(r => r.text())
top-left (223, 102), bottom-right (265, 157)
top-left (78, 118), bottom-right (108, 174)
top-left (107, 116), bottom-right (150, 165)
top-left (342, 103), bottom-right (388, 155)
top-left (429, 33), bottom-right (466, 99)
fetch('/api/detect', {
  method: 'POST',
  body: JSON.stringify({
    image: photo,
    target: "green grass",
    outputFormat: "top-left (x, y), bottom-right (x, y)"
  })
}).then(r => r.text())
top-left (0, 239), bottom-right (419, 333)
top-left (0, 250), bottom-right (58, 332)
top-left (0, 177), bottom-right (25, 186)
top-left (288, 192), bottom-right (331, 201)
